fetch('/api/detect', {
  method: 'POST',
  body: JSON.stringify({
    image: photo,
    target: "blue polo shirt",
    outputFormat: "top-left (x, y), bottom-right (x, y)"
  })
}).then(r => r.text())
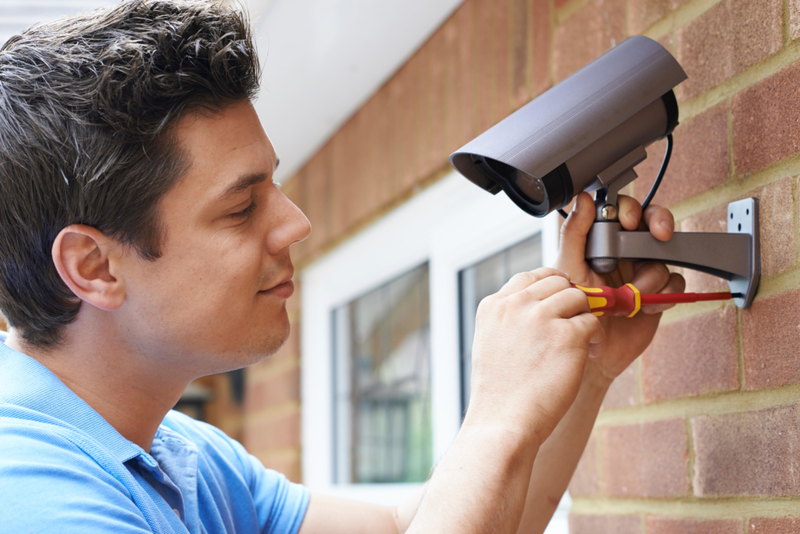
top-left (0, 333), bottom-right (310, 534)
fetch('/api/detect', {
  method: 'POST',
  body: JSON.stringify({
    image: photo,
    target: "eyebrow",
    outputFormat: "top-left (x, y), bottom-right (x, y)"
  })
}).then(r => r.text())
top-left (217, 172), bottom-right (269, 203)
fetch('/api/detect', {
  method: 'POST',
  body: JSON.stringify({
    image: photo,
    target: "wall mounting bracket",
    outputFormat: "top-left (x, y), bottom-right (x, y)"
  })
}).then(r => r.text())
top-left (585, 198), bottom-right (760, 308)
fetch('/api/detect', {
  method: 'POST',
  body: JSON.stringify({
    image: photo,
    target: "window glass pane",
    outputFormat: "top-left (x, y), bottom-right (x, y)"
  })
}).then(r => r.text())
top-left (333, 264), bottom-right (432, 484)
top-left (459, 234), bottom-right (542, 414)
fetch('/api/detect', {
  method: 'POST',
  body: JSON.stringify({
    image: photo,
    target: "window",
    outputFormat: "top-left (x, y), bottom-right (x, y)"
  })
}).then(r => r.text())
top-left (332, 264), bottom-right (432, 484)
top-left (301, 171), bottom-right (569, 530)
top-left (459, 234), bottom-right (543, 413)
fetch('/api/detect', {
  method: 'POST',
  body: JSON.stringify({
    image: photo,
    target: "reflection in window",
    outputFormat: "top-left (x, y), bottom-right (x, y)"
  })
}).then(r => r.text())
top-left (332, 264), bottom-right (432, 484)
top-left (459, 234), bottom-right (542, 414)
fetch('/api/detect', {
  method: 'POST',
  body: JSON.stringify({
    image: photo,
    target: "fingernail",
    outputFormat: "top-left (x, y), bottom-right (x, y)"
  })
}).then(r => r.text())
top-left (572, 195), bottom-right (581, 212)
top-left (659, 220), bottom-right (673, 233)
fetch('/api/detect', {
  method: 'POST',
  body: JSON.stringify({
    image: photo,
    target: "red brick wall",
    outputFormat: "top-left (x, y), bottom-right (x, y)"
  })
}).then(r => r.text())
top-left (243, 0), bottom-right (800, 527)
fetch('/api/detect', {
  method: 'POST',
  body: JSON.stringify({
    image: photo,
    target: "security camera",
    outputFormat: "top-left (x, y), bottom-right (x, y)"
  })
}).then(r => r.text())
top-left (450, 35), bottom-right (684, 217)
top-left (450, 35), bottom-right (761, 308)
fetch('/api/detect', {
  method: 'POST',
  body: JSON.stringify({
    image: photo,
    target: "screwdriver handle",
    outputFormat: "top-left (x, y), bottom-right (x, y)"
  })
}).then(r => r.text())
top-left (573, 283), bottom-right (641, 318)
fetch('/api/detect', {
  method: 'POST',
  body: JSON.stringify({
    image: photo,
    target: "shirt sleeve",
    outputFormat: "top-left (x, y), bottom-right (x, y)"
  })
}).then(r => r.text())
top-left (163, 411), bottom-right (310, 534)
top-left (0, 421), bottom-right (153, 534)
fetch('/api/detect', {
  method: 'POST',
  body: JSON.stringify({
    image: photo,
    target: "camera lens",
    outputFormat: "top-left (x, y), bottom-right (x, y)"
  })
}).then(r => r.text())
top-left (510, 170), bottom-right (546, 204)
top-left (479, 157), bottom-right (572, 217)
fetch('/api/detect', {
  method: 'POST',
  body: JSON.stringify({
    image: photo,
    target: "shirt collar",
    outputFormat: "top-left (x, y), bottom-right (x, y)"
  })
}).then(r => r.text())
top-left (0, 333), bottom-right (143, 463)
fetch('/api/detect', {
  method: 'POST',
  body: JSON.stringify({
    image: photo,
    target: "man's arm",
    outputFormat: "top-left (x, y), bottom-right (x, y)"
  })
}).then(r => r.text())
top-left (301, 195), bottom-right (681, 534)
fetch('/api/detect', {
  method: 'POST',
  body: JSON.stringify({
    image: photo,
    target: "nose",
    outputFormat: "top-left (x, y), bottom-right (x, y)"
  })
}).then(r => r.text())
top-left (265, 185), bottom-right (312, 254)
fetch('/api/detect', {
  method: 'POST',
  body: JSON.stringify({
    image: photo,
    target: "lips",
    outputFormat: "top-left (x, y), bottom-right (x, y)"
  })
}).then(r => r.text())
top-left (259, 271), bottom-right (295, 299)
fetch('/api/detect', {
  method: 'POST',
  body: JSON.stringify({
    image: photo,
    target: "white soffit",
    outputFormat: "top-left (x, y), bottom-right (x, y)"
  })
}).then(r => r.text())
top-left (252, 0), bottom-right (464, 184)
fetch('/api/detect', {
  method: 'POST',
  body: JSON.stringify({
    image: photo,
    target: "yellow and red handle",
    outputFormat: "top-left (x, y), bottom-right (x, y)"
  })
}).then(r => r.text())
top-left (572, 284), bottom-right (735, 317)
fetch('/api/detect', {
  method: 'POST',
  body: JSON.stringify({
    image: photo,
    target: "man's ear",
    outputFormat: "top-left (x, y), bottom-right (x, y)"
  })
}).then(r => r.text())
top-left (51, 225), bottom-right (126, 311)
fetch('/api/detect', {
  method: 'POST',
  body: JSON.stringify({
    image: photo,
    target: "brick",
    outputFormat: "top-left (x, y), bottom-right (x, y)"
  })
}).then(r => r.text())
top-left (244, 365), bottom-right (301, 413)
top-left (426, 30), bottom-right (447, 176)
top-left (601, 363), bottom-right (637, 410)
top-left (793, 0), bottom-right (800, 40)
top-left (552, 0), bottom-right (625, 84)
top-left (554, 0), bottom-right (570, 11)
top-left (475, 0), bottom-right (494, 135)
top-left (510, 0), bottom-right (531, 108)
top-left (742, 290), bottom-right (800, 390)
top-left (692, 405), bottom-right (800, 496)
top-left (569, 434), bottom-right (600, 496)
top-left (733, 62), bottom-right (800, 175)
top-left (629, 0), bottom-right (688, 35)
top-left (751, 177), bottom-right (796, 276)
top-left (647, 517), bottom-right (743, 534)
top-left (675, 0), bottom-right (782, 101)
top-left (491, 0), bottom-right (511, 126)
top-left (441, 2), bottom-right (476, 154)
top-left (244, 410), bottom-right (301, 450)
top-left (302, 151), bottom-right (331, 254)
top-left (532, 0), bottom-right (550, 96)
top-left (641, 307), bottom-right (738, 403)
top-left (602, 418), bottom-right (689, 497)
top-left (634, 102), bottom-right (729, 208)
top-left (680, 205), bottom-right (734, 293)
top-left (569, 514), bottom-right (642, 534)
top-left (409, 46), bottom-right (433, 184)
top-left (750, 517), bottom-right (800, 533)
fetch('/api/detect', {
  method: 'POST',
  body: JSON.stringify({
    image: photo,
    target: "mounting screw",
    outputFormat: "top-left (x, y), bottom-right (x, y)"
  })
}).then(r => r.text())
top-left (601, 204), bottom-right (618, 220)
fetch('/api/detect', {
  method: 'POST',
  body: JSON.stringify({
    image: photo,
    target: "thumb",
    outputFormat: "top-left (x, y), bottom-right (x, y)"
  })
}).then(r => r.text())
top-left (558, 192), bottom-right (595, 270)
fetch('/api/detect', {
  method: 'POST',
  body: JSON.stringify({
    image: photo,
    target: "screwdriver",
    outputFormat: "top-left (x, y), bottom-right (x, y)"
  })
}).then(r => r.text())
top-left (573, 283), bottom-right (740, 318)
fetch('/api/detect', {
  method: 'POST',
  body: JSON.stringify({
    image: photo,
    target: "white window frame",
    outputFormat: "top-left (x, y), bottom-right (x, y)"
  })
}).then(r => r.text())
top-left (300, 172), bottom-right (570, 529)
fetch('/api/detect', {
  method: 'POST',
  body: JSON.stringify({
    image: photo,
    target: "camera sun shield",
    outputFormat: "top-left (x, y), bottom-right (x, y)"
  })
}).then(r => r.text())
top-left (450, 35), bottom-right (687, 217)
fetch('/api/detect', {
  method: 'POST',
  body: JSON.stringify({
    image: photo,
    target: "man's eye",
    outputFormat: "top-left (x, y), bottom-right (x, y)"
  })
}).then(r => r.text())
top-left (230, 201), bottom-right (256, 219)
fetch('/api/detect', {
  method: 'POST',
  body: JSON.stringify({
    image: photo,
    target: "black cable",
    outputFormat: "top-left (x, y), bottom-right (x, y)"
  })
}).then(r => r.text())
top-left (641, 133), bottom-right (673, 212)
top-left (557, 134), bottom-right (672, 219)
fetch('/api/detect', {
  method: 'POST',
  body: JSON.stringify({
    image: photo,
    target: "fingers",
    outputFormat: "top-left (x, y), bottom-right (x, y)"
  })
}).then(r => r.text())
top-left (570, 312), bottom-right (606, 356)
top-left (641, 272), bottom-right (686, 314)
top-left (495, 267), bottom-right (569, 297)
top-left (617, 195), bottom-right (643, 230)
top-left (643, 204), bottom-right (675, 242)
top-left (539, 285), bottom-right (591, 318)
top-left (630, 261), bottom-right (671, 294)
top-left (558, 192), bottom-right (595, 269)
top-left (617, 195), bottom-right (675, 241)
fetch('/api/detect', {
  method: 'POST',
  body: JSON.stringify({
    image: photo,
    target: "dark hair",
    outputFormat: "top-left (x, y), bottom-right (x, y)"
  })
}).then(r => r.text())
top-left (0, 0), bottom-right (260, 347)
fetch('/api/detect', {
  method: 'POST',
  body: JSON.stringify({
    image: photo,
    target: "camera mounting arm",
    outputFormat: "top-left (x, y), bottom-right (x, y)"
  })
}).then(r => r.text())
top-left (585, 197), bottom-right (761, 309)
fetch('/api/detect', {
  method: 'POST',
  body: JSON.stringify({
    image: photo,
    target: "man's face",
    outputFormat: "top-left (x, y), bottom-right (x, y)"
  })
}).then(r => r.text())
top-left (116, 101), bottom-right (310, 376)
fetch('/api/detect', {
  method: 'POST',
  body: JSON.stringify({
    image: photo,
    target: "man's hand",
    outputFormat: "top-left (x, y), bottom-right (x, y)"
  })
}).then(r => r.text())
top-left (465, 267), bottom-right (606, 441)
top-left (554, 192), bottom-right (685, 383)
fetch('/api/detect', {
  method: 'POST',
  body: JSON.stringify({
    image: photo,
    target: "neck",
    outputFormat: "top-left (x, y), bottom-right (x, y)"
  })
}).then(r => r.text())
top-left (5, 315), bottom-right (191, 452)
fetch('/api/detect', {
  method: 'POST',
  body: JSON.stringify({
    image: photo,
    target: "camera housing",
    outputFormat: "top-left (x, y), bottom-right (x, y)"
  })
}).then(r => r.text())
top-left (450, 35), bottom-right (685, 217)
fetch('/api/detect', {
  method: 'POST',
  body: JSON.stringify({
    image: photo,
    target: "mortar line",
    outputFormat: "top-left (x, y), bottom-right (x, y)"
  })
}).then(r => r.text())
top-left (727, 96), bottom-right (736, 181)
top-left (794, 173), bottom-right (800, 273)
top-left (556, 0), bottom-right (591, 26)
top-left (635, 357), bottom-right (644, 406)
top-left (783, 0), bottom-right (792, 46)
top-left (685, 417), bottom-right (695, 495)
top-left (679, 39), bottom-right (800, 122)
top-left (642, 0), bottom-right (722, 40)
top-left (736, 307), bottom-right (746, 390)
top-left (594, 382), bottom-right (800, 427)
top-left (743, 517), bottom-right (749, 534)
top-left (596, 427), bottom-right (606, 497)
top-left (668, 152), bottom-right (800, 222)
top-left (548, 0), bottom-right (556, 89)
top-left (571, 497), bottom-right (800, 518)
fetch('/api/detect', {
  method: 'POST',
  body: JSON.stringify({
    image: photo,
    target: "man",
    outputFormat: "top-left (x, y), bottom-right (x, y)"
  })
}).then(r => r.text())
top-left (0, 1), bottom-right (683, 532)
